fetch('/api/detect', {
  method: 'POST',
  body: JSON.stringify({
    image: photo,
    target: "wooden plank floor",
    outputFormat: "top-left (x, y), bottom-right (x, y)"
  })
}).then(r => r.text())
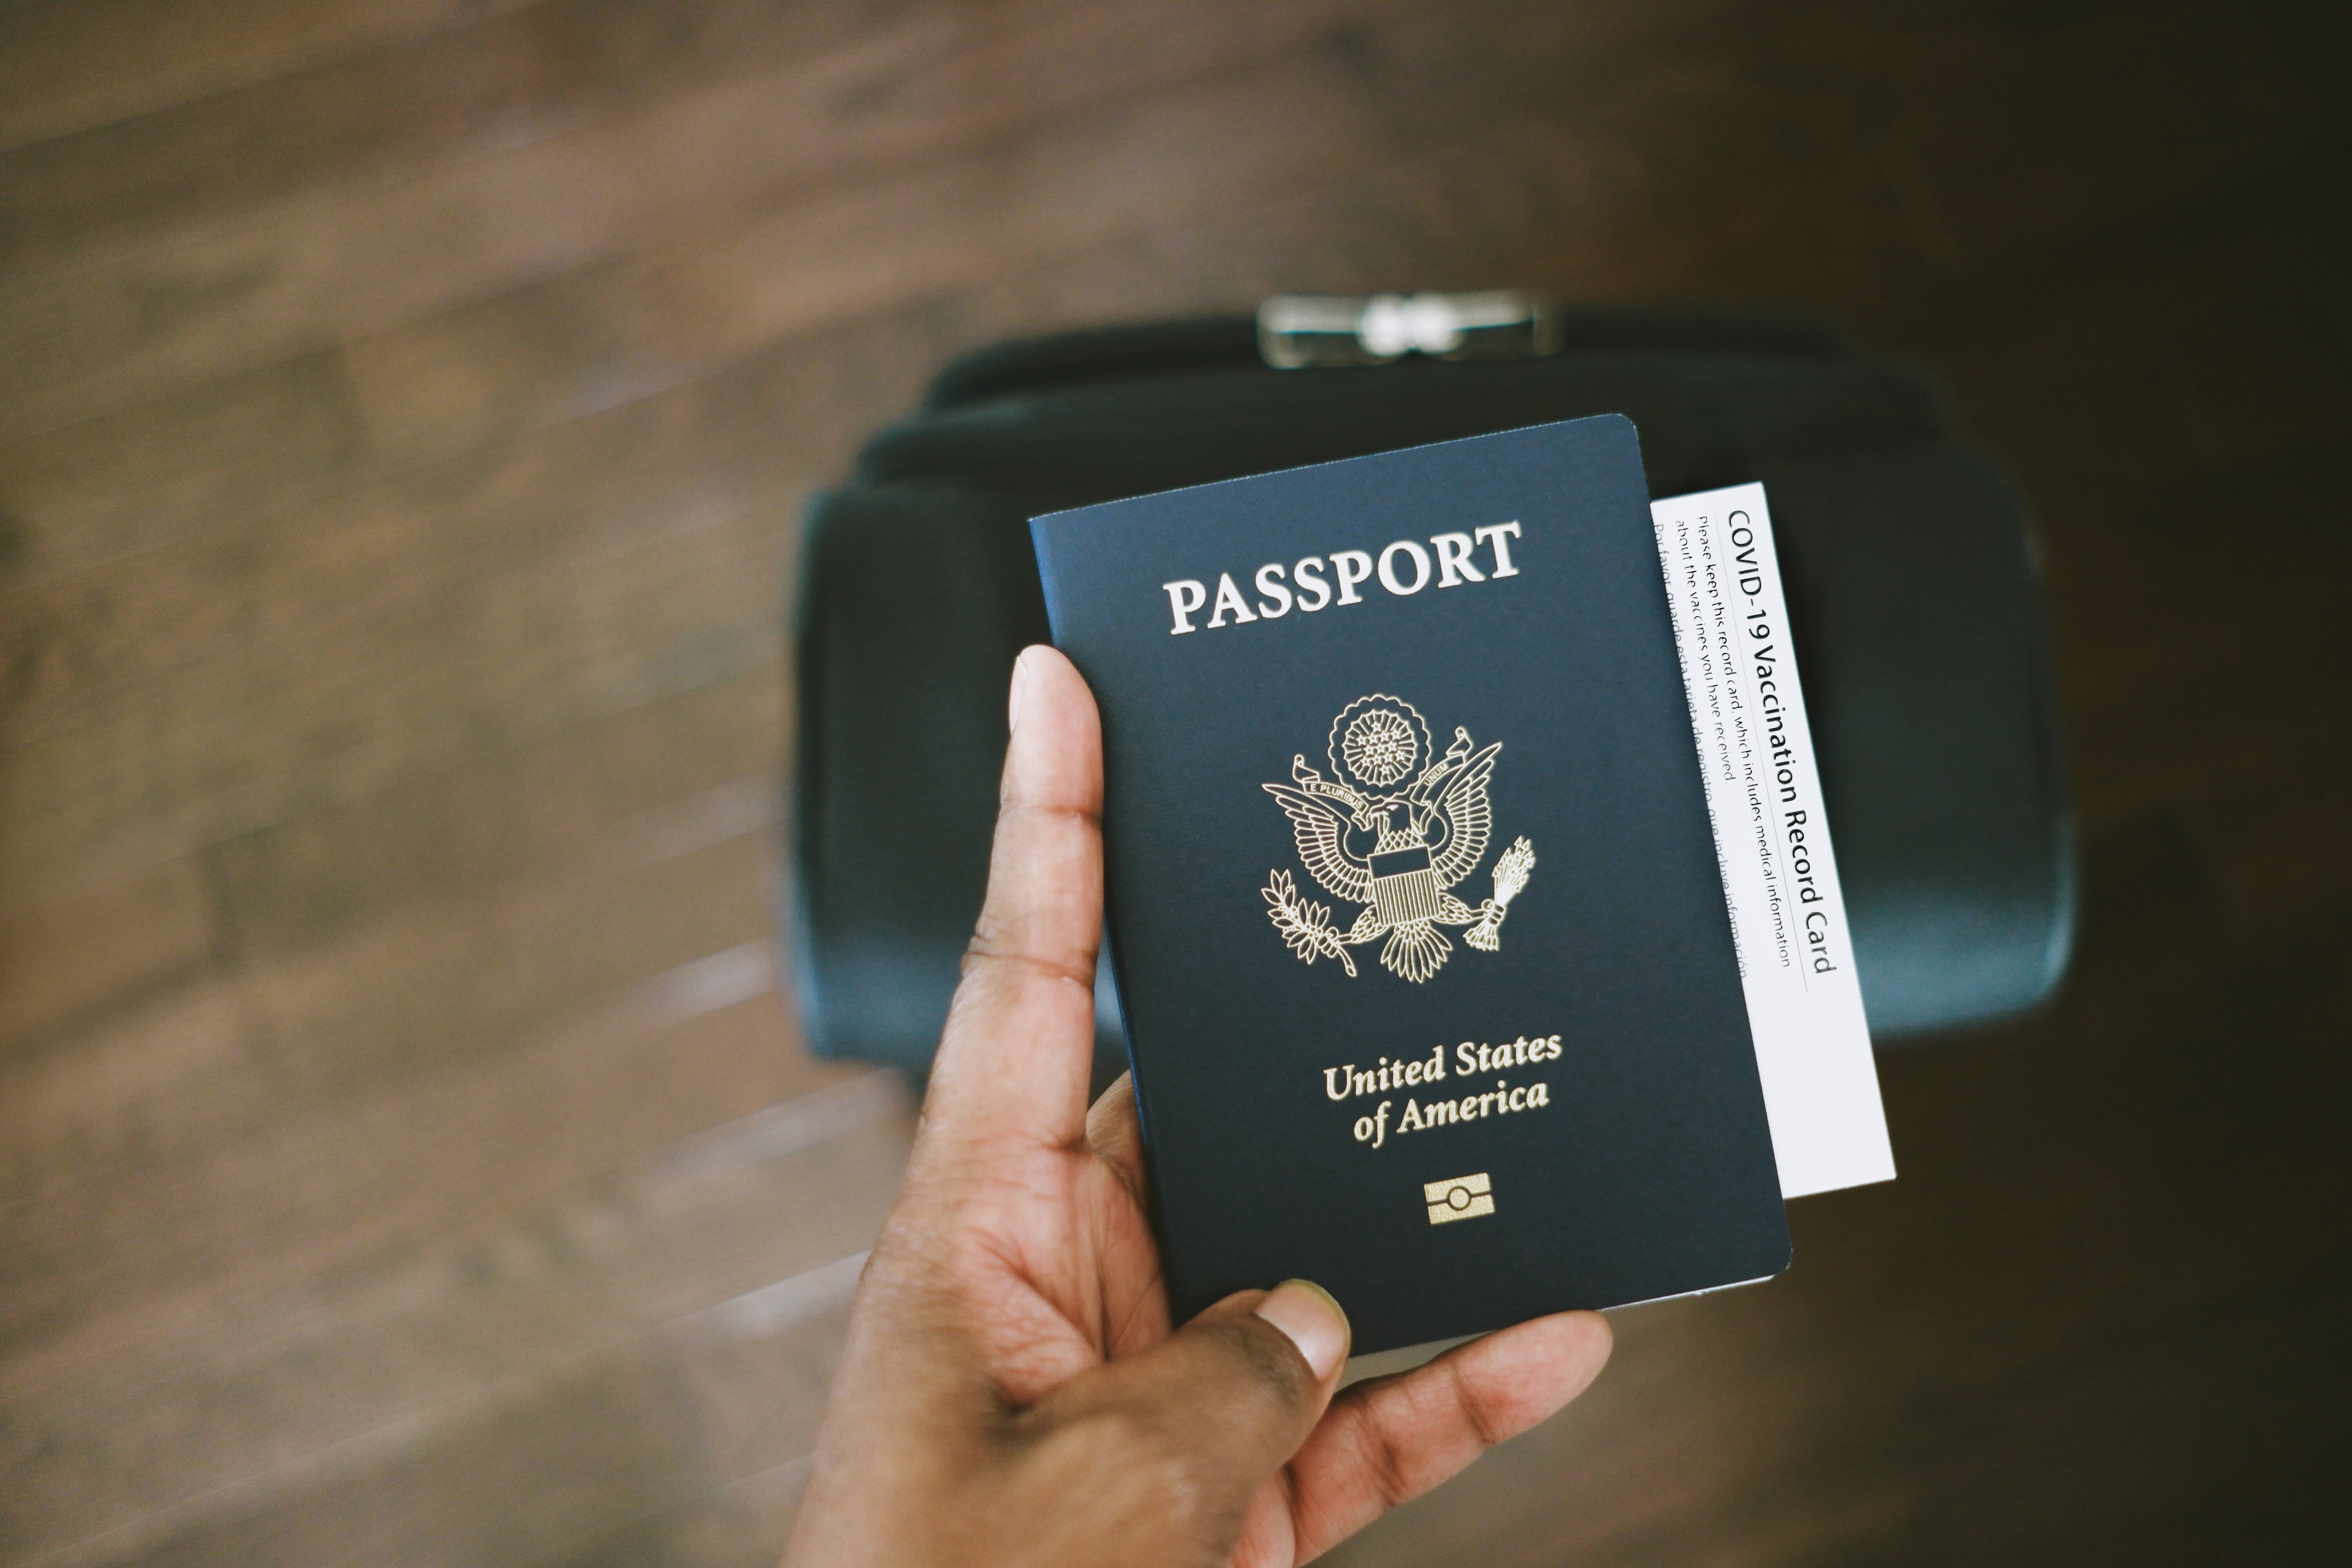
top-left (3, 1), bottom-right (2346, 1563)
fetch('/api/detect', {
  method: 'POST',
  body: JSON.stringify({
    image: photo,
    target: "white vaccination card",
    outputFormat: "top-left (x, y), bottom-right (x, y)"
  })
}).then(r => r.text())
top-left (1651, 483), bottom-right (1896, 1198)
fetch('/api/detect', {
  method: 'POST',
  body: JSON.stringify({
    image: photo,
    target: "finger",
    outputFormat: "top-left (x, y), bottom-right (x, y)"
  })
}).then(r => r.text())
top-left (1081, 1071), bottom-right (1170, 1361)
top-left (1015, 1283), bottom-right (1350, 1560)
top-left (1283, 1310), bottom-right (1612, 1560)
top-left (924, 646), bottom-right (1104, 1154)
top-left (1084, 1071), bottom-right (1147, 1202)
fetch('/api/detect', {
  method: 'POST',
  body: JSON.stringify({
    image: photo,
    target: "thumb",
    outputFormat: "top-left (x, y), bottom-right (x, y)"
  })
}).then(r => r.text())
top-left (1009, 1283), bottom-right (1350, 1559)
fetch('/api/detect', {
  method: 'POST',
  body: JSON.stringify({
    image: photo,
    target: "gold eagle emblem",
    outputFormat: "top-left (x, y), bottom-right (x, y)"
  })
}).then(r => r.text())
top-left (1261, 695), bottom-right (1534, 982)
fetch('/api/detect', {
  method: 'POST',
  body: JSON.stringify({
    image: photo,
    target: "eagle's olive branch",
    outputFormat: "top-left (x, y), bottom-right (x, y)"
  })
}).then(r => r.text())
top-left (1464, 836), bottom-right (1536, 952)
top-left (1262, 869), bottom-right (1358, 977)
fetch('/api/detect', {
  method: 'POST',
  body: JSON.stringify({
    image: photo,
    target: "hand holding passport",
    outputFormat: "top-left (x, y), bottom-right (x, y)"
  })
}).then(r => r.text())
top-left (794, 418), bottom-right (1892, 1563)
top-left (786, 646), bottom-right (1611, 1568)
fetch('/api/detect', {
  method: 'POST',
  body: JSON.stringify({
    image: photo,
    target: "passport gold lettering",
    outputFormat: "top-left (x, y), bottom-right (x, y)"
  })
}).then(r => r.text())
top-left (1325, 1036), bottom-right (1560, 1149)
top-left (1453, 1033), bottom-right (1564, 1075)
top-left (1392, 1079), bottom-right (1550, 1140)
top-left (1160, 524), bottom-right (1523, 634)
top-left (1326, 1044), bottom-right (1452, 1100)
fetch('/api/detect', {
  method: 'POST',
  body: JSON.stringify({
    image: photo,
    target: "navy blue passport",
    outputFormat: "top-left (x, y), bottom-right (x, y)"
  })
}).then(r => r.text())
top-left (1031, 415), bottom-right (1789, 1354)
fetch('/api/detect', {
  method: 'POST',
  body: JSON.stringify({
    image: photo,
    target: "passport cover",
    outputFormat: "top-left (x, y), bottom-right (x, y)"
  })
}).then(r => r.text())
top-left (1032, 415), bottom-right (1790, 1354)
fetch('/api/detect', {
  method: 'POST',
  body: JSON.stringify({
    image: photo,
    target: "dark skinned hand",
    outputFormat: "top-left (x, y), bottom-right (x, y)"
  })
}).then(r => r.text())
top-left (783, 646), bottom-right (1612, 1567)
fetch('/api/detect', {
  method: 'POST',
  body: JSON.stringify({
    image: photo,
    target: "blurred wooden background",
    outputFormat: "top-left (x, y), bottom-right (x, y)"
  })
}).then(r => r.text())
top-left (2, 0), bottom-right (2346, 1563)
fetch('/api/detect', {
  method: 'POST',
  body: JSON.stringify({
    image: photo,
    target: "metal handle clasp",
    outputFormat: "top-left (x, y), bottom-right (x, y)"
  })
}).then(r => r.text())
top-left (1257, 290), bottom-right (1561, 369)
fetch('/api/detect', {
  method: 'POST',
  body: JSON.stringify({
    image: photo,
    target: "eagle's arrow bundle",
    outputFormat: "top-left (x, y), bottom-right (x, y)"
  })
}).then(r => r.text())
top-left (1032, 415), bottom-right (1800, 1354)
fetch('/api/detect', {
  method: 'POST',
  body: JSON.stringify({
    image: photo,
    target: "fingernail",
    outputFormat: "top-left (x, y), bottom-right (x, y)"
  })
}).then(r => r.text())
top-left (1256, 1279), bottom-right (1350, 1380)
top-left (1007, 648), bottom-right (1035, 736)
